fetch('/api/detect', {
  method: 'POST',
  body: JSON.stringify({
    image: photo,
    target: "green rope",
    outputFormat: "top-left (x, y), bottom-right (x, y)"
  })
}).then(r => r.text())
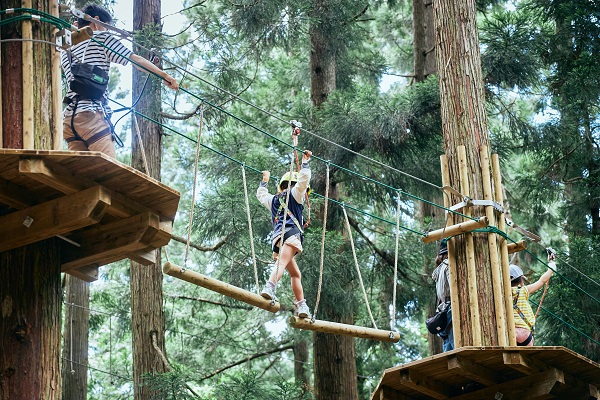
top-left (89, 37), bottom-right (478, 222)
top-left (529, 298), bottom-right (600, 347)
top-left (109, 98), bottom-right (425, 237)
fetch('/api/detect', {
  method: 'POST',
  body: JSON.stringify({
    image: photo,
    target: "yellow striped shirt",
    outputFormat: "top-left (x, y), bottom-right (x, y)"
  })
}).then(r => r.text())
top-left (512, 285), bottom-right (535, 330)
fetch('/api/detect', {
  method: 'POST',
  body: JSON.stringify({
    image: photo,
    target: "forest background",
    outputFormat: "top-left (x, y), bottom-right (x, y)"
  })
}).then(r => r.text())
top-left (59, 0), bottom-right (600, 398)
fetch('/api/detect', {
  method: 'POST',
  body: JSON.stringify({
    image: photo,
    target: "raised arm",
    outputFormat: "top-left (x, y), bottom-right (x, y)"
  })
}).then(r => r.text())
top-left (527, 253), bottom-right (556, 293)
top-left (256, 170), bottom-right (274, 209)
top-left (130, 54), bottom-right (179, 90)
top-left (291, 150), bottom-right (312, 203)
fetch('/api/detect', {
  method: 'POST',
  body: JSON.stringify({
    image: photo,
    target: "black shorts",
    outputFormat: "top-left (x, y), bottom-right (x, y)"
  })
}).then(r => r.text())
top-left (272, 227), bottom-right (304, 254)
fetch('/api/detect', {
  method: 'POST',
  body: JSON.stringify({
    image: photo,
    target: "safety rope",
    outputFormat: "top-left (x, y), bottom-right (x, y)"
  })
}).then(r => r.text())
top-left (241, 164), bottom-right (260, 291)
top-left (272, 147), bottom-right (297, 292)
top-left (534, 282), bottom-right (549, 319)
top-left (312, 162), bottom-right (330, 320)
top-left (391, 192), bottom-right (401, 329)
top-left (342, 206), bottom-right (378, 329)
top-left (131, 113), bottom-right (150, 175)
top-left (183, 105), bottom-right (204, 271)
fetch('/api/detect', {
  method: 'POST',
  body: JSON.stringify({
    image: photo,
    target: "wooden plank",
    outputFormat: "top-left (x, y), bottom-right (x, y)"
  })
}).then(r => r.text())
top-left (18, 157), bottom-right (151, 219)
top-left (503, 351), bottom-right (548, 375)
top-left (0, 177), bottom-right (38, 209)
top-left (163, 262), bottom-right (280, 313)
top-left (492, 154), bottom-right (517, 345)
top-left (399, 369), bottom-right (450, 400)
top-left (0, 187), bottom-right (111, 252)
top-left (452, 368), bottom-right (564, 400)
top-left (129, 249), bottom-right (157, 266)
top-left (447, 354), bottom-right (503, 386)
top-left (480, 146), bottom-right (507, 345)
top-left (379, 386), bottom-right (416, 400)
top-left (421, 216), bottom-right (488, 243)
top-left (61, 212), bottom-right (160, 271)
top-left (67, 265), bottom-right (100, 282)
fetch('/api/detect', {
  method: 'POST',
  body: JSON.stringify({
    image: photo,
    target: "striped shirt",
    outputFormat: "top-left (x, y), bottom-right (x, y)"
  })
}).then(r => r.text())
top-left (432, 259), bottom-right (451, 303)
top-left (512, 285), bottom-right (535, 330)
top-left (61, 31), bottom-right (132, 116)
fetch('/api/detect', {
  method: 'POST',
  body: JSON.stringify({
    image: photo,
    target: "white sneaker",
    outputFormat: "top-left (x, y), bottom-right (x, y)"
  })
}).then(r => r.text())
top-left (260, 284), bottom-right (278, 302)
top-left (297, 303), bottom-right (311, 319)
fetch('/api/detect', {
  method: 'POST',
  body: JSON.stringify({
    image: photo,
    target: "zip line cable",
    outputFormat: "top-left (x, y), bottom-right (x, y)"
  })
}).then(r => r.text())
top-left (2, 8), bottom-right (470, 223)
top-left (6, 8), bottom-right (600, 344)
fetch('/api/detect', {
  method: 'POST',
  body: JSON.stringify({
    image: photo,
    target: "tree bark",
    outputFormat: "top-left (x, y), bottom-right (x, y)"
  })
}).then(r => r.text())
top-left (130, 0), bottom-right (168, 398)
top-left (432, 0), bottom-right (498, 346)
top-left (309, 2), bottom-right (358, 398)
top-left (293, 335), bottom-right (311, 395)
top-left (413, 0), bottom-right (437, 82)
top-left (0, 0), bottom-right (62, 397)
top-left (61, 276), bottom-right (90, 400)
top-left (0, 241), bottom-right (62, 400)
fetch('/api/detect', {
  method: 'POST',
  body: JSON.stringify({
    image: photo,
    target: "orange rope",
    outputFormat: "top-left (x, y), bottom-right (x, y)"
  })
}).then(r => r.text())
top-left (535, 282), bottom-right (549, 319)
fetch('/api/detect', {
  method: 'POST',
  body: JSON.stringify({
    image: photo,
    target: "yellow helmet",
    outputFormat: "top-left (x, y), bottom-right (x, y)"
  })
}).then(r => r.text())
top-left (278, 171), bottom-right (311, 195)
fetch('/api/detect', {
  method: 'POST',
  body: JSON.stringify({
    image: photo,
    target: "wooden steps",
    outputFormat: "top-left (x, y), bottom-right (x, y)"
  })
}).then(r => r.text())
top-left (0, 150), bottom-right (180, 281)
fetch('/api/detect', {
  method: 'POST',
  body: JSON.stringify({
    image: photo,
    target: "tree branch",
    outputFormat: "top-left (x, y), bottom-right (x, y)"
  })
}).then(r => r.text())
top-left (171, 234), bottom-right (229, 251)
top-left (198, 342), bottom-right (294, 381)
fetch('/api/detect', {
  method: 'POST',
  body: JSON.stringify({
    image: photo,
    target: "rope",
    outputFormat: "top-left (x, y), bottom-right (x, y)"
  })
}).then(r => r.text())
top-left (272, 149), bottom-right (297, 292)
top-left (391, 192), bottom-right (401, 329)
top-left (312, 162), bottom-right (330, 320)
top-left (183, 105), bottom-right (204, 270)
top-left (241, 164), bottom-right (260, 291)
top-left (530, 299), bottom-right (600, 347)
top-left (342, 206), bottom-right (378, 330)
top-left (131, 113), bottom-right (150, 174)
top-left (534, 282), bottom-right (549, 319)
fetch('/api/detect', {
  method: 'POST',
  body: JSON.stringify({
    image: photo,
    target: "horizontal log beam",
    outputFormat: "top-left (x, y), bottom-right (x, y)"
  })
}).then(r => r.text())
top-left (62, 212), bottom-right (160, 271)
top-left (399, 369), bottom-right (450, 399)
top-left (163, 262), bottom-right (280, 313)
top-left (507, 240), bottom-right (527, 254)
top-left (0, 186), bottom-right (111, 252)
top-left (422, 216), bottom-right (488, 243)
top-left (289, 316), bottom-right (400, 343)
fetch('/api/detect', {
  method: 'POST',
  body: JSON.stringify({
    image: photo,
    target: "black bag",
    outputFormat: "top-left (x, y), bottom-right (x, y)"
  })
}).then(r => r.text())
top-left (69, 63), bottom-right (109, 100)
top-left (425, 301), bottom-right (450, 334)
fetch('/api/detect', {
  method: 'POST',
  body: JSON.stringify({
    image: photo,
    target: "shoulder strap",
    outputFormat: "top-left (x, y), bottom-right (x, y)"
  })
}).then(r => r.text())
top-left (274, 193), bottom-right (304, 234)
top-left (513, 287), bottom-right (534, 331)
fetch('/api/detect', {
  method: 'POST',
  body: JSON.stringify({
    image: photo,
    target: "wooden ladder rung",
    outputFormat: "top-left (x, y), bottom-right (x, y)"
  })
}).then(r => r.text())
top-left (162, 262), bottom-right (280, 313)
top-left (289, 316), bottom-right (400, 343)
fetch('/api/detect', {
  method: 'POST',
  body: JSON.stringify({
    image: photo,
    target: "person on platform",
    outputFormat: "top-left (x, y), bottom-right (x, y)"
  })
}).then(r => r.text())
top-left (431, 239), bottom-right (454, 352)
top-left (256, 150), bottom-right (312, 319)
top-left (510, 251), bottom-right (556, 346)
top-left (61, 4), bottom-right (178, 158)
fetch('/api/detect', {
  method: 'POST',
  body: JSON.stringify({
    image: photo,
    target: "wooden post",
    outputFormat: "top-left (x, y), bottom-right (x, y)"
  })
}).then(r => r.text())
top-left (458, 146), bottom-right (482, 346)
top-left (289, 317), bottom-right (400, 343)
top-left (440, 154), bottom-right (462, 347)
top-left (492, 154), bottom-right (517, 346)
top-left (51, 0), bottom-right (62, 149)
top-left (22, 0), bottom-right (34, 149)
top-left (162, 262), bottom-right (280, 313)
top-left (422, 216), bottom-right (488, 243)
top-left (507, 240), bottom-right (527, 254)
top-left (480, 146), bottom-right (507, 345)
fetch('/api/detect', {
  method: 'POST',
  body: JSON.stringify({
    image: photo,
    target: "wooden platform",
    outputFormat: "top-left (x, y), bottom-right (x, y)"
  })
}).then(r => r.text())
top-left (0, 150), bottom-right (180, 281)
top-left (372, 346), bottom-right (600, 399)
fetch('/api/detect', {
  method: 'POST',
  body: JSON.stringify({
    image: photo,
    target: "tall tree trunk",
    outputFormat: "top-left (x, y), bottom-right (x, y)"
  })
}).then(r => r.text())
top-left (432, 0), bottom-right (498, 346)
top-left (293, 334), bottom-right (311, 395)
top-left (61, 276), bottom-right (90, 400)
top-left (309, 1), bottom-right (358, 398)
top-left (130, 1), bottom-right (168, 398)
top-left (413, 0), bottom-right (436, 82)
top-left (0, 0), bottom-right (62, 397)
